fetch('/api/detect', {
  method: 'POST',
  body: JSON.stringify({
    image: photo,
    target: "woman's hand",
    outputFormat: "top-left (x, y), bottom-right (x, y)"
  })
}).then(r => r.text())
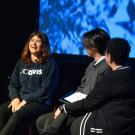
top-left (15, 100), bottom-right (27, 111)
top-left (8, 98), bottom-right (21, 113)
top-left (54, 108), bottom-right (62, 119)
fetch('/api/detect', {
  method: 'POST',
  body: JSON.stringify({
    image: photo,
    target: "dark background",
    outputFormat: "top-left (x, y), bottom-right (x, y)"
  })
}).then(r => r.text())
top-left (0, 0), bottom-right (134, 104)
top-left (0, 0), bottom-right (90, 104)
top-left (0, 0), bottom-right (39, 103)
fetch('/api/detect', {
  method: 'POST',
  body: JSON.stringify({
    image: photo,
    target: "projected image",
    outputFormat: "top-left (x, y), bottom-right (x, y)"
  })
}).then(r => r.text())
top-left (39, 0), bottom-right (135, 57)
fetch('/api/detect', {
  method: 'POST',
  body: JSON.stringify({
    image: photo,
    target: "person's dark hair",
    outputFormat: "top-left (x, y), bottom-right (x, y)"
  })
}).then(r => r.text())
top-left (82, 28), bottom-right (111, 55)
top-left (106, 38), bottom-right (131, 65)
top-left (21, 31), bottom-right (51, 64)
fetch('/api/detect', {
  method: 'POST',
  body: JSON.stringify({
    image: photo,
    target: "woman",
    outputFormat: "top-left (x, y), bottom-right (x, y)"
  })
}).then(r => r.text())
top-left (0, 31), bottom-right (59, 135)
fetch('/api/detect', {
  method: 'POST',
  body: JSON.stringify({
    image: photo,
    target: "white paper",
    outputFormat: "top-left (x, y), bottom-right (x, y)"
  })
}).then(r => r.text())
top-left (64, 92), bottom-right (87, 103)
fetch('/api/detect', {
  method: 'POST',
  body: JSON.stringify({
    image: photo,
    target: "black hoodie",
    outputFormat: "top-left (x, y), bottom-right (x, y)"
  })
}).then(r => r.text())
top-left (8, 57), bottom-right (59, 105)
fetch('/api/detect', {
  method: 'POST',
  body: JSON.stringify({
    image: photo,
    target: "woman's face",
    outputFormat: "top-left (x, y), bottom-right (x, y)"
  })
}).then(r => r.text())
top-left (29, 35), bottom-right (42, 55)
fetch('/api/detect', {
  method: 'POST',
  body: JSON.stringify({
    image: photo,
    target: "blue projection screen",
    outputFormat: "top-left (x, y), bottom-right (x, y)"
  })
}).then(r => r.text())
top-left (39, 0), bottom-right (135, 57)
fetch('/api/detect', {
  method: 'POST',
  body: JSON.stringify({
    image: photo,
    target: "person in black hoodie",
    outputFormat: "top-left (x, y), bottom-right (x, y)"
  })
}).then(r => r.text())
top-left (0, 31), bottom-right (59, 135)
top-left (54, 38), bottom-right (135, 135)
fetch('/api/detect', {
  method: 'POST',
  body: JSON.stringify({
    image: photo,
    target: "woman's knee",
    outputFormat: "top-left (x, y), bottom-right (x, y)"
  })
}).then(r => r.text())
top-left (9, 113), bottom-right (19, 122)
top-left (11, 111), bottom-right (26, 123)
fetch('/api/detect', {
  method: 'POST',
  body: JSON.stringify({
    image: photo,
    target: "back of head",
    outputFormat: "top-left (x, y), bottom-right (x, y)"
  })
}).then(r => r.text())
top-left (82, 28), bottom-right (111, 55)
top-left (106, 38), bottom-right (131, 65)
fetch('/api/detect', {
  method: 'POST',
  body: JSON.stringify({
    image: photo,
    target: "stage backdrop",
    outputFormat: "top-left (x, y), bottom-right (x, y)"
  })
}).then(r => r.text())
top-left (39, 0), bottom-right (135, 58)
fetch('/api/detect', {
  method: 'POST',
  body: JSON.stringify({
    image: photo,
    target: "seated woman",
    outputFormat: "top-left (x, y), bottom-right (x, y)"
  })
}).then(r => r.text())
top-left (0, 31), bottom-right (59, 135)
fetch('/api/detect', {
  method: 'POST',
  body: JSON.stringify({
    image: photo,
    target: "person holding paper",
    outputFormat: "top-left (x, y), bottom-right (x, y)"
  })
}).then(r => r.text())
top-left (54, 38), bottom-right (135, 135)
top-left (36, 28), bottom-right (111, 135)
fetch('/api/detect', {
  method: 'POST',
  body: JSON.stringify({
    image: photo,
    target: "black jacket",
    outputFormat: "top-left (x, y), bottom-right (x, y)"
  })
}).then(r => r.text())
top-left (65, 67), bottom-right (135, 135)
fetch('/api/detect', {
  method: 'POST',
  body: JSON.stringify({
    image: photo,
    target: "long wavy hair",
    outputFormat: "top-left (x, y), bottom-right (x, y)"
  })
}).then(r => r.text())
top-left (21, 31), bottom-right (51, 64)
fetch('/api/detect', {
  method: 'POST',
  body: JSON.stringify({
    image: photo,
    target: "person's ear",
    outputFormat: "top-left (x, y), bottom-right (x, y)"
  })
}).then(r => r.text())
top-left (105, 53), bottom-right (111, 65)
top-left (109, 54), bottom-right (113, 64)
